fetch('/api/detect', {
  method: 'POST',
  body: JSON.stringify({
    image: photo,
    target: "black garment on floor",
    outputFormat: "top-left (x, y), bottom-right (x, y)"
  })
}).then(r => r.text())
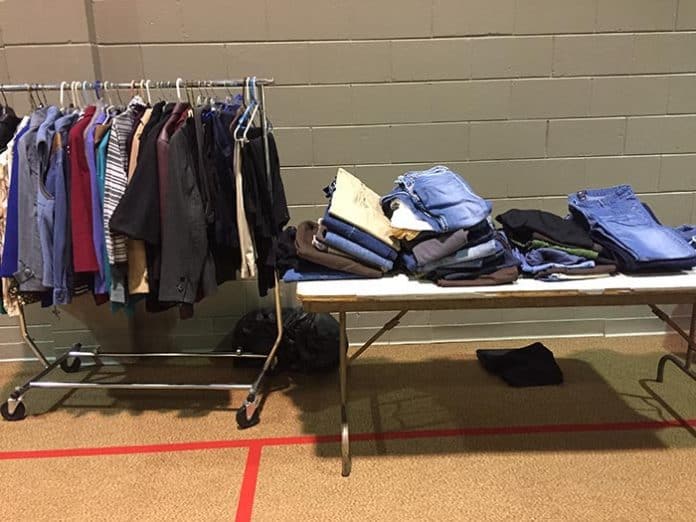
top-left (476, 342), bottom-right (563, 387)
top-left (496, 209), bottom-right (595, 250)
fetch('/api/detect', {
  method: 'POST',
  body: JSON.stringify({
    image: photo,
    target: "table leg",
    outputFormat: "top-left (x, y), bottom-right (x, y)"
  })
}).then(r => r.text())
top-left (656, 302), bottom-right (696, 382)
top-left (339, 311), bottom-right (351, 477)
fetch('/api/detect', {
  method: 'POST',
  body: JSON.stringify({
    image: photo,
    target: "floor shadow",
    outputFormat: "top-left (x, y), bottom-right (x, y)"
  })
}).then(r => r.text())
top-left (283, 350), bottom-right (696, 459)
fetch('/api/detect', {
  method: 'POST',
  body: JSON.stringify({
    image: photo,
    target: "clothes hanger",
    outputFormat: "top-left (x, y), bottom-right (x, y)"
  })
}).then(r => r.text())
top-left (195, 80), bottom-right (204, 106)
top-left (81, 81), bottom-right (90, 107)
top-left (69, 81), bottom-right (77, 109)
top-left (59, 81), bottom-right (68, 112)
top-left (27, 85), bottom-right (37, 111)
top-left (145, 79), bottom-right (153, 106)
top-left (234, 77), bottom-right (255, 141)
top-left (1, 85), bottom-right (8, 115)
top-left (242, 77), bottom-right (260, 142)
top-left (176, 78), bottom-right (184, 102)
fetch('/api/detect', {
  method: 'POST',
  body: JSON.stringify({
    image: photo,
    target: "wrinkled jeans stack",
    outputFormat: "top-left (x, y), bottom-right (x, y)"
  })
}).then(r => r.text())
top-left (568, 185), bottom-right (696, 272)
top-left (381, 166), bottom-right (519, 286)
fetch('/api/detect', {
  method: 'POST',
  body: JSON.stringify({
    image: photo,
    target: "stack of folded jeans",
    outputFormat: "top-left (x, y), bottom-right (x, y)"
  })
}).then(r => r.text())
top-left (379, 165), bottom-right (518, 286)
top-left (313, 213), bottom-right (397, 273)
top-left (497, 208), bottom-right (617, 280)
top-left (297, 168), bottom-right (401, 275)
top-left (289, 221), bottom-right (384, 280)
top-left (568, 185), bottom-right (696, 272)
top-left (276, 225), bottom-right (378, 283)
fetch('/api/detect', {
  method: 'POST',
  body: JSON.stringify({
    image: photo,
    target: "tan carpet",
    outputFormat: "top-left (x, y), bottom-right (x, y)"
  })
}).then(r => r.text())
top-left (0, 335), bottom-right (695, 520)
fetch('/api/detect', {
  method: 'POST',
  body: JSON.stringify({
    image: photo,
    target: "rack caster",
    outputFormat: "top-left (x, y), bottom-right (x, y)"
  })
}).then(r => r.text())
top-left (60, 356), bottom-right (82, 373)
top-left (236, 395), bottom-right (261, 429)
top-left (1, 399), bottom-right (26, 421)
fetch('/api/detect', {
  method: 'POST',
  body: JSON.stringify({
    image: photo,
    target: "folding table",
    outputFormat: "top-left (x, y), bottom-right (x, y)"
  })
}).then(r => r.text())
top-left (296, 272), bottom-right (696, 476)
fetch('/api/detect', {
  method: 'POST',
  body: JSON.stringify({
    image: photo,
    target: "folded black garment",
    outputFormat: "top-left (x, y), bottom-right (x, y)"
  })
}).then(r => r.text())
top-left (476, 342), bottom-right (563, 387)
top-left (497, 209), bottom-right (595, 250)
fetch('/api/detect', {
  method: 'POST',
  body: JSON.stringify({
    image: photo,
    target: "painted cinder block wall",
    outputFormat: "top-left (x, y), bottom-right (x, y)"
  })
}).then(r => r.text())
top-left (1, 0), bottom-right (695, 359)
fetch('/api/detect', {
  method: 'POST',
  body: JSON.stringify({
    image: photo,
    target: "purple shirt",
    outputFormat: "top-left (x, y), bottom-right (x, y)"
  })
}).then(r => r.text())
top-left (85, 109), bottom-right (108, 294)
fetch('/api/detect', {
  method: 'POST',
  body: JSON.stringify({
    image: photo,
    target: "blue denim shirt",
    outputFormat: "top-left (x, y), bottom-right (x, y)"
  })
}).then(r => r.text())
top-left (0, 122), bottom-right (31, 277)
top-left (44, 113), bottom-right (77, 304)
top-left (16, 107), bottom-right (51, 291)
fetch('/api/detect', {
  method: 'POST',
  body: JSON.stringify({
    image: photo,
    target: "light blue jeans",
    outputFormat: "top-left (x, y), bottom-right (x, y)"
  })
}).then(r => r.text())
top-left (381, 166), bottom-right (492, 233)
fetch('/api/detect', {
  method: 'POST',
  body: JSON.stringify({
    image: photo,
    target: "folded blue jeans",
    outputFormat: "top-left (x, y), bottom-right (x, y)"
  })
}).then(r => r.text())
top-left (321, 212), bottom-right (398, 261)
top-left (513, 248), bottom-right (595, 275)
top-left (381, 165), bottom-right (491, 233)
top-left (569, 185), bottom-right (696, 271)
top-left (316, 224), bottom-right (394, 272)
top-left (420, 238), bottom-right (499, 273)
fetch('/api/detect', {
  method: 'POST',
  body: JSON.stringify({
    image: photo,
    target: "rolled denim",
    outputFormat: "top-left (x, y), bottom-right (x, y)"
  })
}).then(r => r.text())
top-left (381, 165), bottom-right (492, 233)
top-left (419, 238), bottom-right (499, 273)
top-left (513, 248), bottom-right (594, 275)
top-left (569, 185), bottom-right (696, 271)
top-left (525, 248), bottom-right (592, 267)
top-left (321, 212), bottom-right (398, 260)
top-left (316, 223), bottom-right (394, 272)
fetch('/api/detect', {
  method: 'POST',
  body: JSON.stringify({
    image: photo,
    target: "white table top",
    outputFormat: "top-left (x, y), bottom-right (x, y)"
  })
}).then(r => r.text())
top-left (296, 272), bottom-right (696, 312)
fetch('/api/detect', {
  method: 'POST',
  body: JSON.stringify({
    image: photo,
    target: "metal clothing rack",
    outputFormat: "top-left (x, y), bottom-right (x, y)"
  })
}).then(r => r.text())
top-left (0, 77), bottom-right (282, 429)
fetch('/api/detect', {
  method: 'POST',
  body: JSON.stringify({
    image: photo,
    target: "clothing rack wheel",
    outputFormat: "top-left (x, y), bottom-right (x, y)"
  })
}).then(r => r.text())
top-left (1, 398), bottom-right (26, 421)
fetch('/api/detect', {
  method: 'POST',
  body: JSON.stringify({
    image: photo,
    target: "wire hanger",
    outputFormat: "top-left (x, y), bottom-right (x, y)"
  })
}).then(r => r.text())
top-left (1, 85), bottom-right (8, 115)
top-left (81, 81), bottom-right (90, 107)
top-left (27, 85), bottom-right (37, 111)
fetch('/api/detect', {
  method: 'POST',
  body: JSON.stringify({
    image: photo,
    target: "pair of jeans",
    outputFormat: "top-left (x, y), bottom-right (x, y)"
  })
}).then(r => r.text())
top-left (513, 248), bottom-right (595, 275)
top-left (569, 185), bottom-right (696, 271)
top-left (316, 222), bottom-right (394, 272)
top-left (322, 212), bottom-right (398, 261)
top-left (419, 238), bottom-right (499, 274)
top-left (380, 165), bottom-right (491, 233)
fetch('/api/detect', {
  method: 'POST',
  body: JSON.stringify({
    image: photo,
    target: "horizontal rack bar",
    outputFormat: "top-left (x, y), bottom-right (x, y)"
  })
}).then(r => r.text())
top-left (28, 382), bottom-right (253, 391)
top-left (0, 78), bottom-right (274, 92)
top-left (70, 351), bottom-right (267, 359)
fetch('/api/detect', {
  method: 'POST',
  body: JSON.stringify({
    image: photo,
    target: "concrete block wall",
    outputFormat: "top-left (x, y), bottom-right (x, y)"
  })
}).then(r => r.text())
top-left (1, 0), bottom-right (696, 359)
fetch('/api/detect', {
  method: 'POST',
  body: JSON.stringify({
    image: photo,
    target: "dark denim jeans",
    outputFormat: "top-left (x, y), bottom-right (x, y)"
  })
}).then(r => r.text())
top-left (381, 166), bottom-right (491, 233)
top-left (568, 185), bottom-right (696, 271)
top-left (322, 212), bottom-right (397, 260)
top-left (318, 227), bottom-right (394, 272)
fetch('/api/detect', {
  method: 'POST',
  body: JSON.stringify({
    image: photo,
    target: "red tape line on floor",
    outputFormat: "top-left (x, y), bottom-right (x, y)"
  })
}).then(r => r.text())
top-left (1, 417), bottom-right (695, 461)
top-left (235, 445), bottom-right (263, 522)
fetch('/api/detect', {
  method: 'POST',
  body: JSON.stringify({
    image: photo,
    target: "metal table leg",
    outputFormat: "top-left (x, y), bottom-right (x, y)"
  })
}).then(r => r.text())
top-left (339, 311), bottom-right (351, 477)
top-left (655, 302), bottom-right (696, 382)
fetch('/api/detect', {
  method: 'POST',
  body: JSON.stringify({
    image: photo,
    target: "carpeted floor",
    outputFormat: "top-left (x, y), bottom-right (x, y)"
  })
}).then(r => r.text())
top-left (1, 335), bottom-right (695, 521)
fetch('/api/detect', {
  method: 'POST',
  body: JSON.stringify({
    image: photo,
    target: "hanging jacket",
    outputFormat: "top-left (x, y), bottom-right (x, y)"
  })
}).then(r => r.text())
top-left (16, 106), bottom-right (58, 292)
top-left (158, 119), bottom-right (215, 306)
top-left (69, 105), bottom-right (99, 273)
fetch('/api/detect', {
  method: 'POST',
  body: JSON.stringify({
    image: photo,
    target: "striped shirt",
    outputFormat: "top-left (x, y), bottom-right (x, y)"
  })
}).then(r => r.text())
top-left (103, 97), bottom-right (145, 264)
